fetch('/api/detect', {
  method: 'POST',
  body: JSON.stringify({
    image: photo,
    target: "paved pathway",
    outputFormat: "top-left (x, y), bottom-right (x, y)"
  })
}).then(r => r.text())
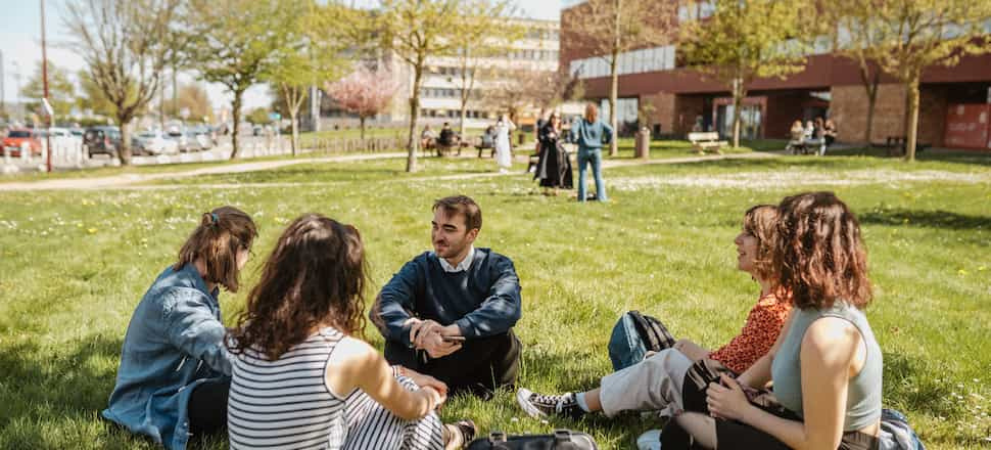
top-left (0, 151), bottom-right (777, 192)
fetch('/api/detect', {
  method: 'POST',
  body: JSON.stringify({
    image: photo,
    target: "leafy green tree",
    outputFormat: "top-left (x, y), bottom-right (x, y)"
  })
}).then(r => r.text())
top-left (680, 0), bottom-right (809, 148)
top-left (76, 69), bottom-right (116, 118)
top-left (845, 0), bottom-right (991, 161)
top-left (20, 61), bottom-right (75, 119)
top-left (165, 83), bottom-right (214, 123)
top-left (186, 0), bottom-right (300, 159)
top-left (567, 0), bottom-right (679, 156)
top-left (378, 0), bottom-right (464, 172)
top-left (247, 107), bottom-right (272, 125)
top-left (266, 1), bottom-right (356, 156)
top-left (449, 0), bottom-right (523, 137)
top-left (64, 0), bottom-right (180, 164)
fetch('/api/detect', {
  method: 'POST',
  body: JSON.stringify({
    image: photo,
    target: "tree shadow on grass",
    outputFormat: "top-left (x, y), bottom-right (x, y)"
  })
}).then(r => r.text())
top-left (859, 208), bottom-right (991, 230)
top-left (0, 335), bottom-right (227, 449)
top-left (828, 147), bottom-right (991, 167)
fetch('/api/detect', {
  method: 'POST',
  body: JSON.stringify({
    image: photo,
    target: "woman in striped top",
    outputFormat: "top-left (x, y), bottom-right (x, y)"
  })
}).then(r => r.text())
top-left (226, 214), bottom-right (475, 450)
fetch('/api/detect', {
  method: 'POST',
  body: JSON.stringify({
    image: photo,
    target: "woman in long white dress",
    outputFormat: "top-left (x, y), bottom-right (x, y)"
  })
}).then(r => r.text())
top-left (494, 114), bottom-right (516, 173)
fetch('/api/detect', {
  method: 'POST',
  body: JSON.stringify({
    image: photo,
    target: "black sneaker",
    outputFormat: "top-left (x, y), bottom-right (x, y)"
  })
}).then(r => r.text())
top-left (446, 419), bottom-right (476, 449)
top-left (516, 388), bottom-right (586, 420)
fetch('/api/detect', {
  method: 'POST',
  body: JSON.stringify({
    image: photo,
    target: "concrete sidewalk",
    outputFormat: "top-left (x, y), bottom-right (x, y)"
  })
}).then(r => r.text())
top-left (0, 151), bottom-right (778, 192)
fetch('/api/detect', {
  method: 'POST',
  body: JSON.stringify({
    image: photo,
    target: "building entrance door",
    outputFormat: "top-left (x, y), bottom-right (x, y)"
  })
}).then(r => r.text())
top-left (716, 104), bottom-right (762, 140)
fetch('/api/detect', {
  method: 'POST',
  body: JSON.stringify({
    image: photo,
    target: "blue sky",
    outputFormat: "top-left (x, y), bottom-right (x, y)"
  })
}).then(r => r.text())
top-left (0, 0), bottom-right (562, 113)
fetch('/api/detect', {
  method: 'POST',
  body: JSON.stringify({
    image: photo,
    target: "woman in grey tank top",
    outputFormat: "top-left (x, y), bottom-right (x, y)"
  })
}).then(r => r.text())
top-left (660, 192), bottom-right (882, 450)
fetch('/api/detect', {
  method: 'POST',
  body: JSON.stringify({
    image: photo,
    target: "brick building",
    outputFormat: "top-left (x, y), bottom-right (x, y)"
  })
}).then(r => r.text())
top-left (560, 1), bottom-right (991, 149)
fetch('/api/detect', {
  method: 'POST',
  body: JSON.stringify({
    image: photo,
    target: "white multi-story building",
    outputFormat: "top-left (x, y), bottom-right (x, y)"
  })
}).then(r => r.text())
top-left (316, 18), bottom-right (562, 132)
top-left (402, 18), bottom-right (560, 129)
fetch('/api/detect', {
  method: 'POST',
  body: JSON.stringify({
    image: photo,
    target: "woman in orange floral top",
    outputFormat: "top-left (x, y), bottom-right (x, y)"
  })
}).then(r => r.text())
top-left (517, 205), bottom-right (792, 421)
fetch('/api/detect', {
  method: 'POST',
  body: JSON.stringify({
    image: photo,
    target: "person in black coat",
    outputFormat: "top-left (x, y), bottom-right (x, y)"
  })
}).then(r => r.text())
top-left (534, 112), bottom-right (573, 195)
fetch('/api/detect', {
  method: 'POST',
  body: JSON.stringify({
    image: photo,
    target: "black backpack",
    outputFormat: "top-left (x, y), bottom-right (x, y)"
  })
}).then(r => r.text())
top-left (628, 310), bottom-right (676, 352)
top-left (467, 430), bottom-right (598, 450)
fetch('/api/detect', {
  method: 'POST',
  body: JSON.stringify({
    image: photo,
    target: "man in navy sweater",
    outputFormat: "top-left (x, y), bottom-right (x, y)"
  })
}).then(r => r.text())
top-left (372, 195), bottom-right (522, 397)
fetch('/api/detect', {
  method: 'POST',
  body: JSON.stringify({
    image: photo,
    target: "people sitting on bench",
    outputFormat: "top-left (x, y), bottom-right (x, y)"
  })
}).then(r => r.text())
top-left (437, 123), bottom-right (458, 156)
top-left (421, 125), bottom-right (437, 152)
top-left (371, 196), bottom-right (522, 398)
top-left (516, 205), bottom-right (791, 421)
top-left (786, 120), bottom-right (809, 155)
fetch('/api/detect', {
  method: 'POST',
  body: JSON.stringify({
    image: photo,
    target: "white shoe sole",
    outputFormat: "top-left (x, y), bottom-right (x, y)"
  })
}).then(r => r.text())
top-left (515, 388), bottom-right (548, 418)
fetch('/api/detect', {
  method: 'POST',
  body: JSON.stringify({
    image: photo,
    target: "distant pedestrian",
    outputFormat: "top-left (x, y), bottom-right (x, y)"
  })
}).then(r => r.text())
top-left (822, 119), bottom-right (837, 155)
top-left (570, 103), bottom-right (613, 202)
top-left (494, 114), bottom-right (516, 173)
top-left (534, 111), bottom-right (573, 195)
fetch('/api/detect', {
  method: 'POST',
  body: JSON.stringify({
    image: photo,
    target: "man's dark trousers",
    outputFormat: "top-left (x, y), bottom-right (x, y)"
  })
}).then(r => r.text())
top-left (384, 330), bottom-right (521, 398)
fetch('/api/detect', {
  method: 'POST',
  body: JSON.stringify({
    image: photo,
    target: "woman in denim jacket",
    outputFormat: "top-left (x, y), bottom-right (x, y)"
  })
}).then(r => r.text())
top-left (102, 206), bottom-right (257, 449)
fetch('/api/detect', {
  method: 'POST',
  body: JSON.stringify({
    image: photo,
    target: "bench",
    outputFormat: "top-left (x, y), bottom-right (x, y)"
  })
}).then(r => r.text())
top-left (474, 137), bottom-right (496, 158)
top-left (874, 136), bottom-right (930, 157)
top-left (688, 132), bottom-right (727, 155)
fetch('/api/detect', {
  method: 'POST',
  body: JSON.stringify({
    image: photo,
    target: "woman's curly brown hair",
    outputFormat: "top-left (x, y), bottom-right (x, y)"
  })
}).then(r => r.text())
top-left (775, 192), bottom-right (872, 310)
top-left (742, 204), bottom-right (780, 280)
top-left (228, 214), bottom-right (368, 360)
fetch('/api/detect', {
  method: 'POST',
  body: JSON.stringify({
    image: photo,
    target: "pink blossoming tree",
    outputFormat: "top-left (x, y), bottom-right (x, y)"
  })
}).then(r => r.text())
top-left (325, 66), bottom-right (399, 140)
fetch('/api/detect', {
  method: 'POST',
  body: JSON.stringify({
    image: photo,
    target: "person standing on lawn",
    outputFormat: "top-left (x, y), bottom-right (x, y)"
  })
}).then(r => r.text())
top-left (494, 114), bottom-right (516, 173)
top-left (570, 103), bottom-right (613, 202)
top-left (371, 195), bottom-right (522, 398)
top-left (103, 207), bottom-right (257, 450)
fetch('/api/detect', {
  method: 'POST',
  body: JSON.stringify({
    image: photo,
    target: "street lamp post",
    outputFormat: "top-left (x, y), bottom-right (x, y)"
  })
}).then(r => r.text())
top-left (41, 0), bottom-right (53, 173)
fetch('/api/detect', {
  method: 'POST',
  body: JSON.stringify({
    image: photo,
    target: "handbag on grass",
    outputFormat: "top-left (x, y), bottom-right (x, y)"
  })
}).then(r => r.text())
top-left (608, 310), bottom-right (677, 371)
top-left (466, 429), bottom-right (599, 450)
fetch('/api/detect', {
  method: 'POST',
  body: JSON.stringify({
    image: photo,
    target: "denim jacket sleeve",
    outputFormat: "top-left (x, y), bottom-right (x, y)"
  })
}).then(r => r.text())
top-left (602, 121), bottom-right (614, 145)
top-left (454, 257), bottom-right (522, 338)
top-left (161, 288), bottom-right (232, 376)
top-left (374, 258), bottom-right (422, 348)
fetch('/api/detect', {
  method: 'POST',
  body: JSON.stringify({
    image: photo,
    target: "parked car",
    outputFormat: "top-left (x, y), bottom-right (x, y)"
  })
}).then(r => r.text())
top-left (133, 130), bottom-right (179, 156)
top-left (83, 126), bottom-right (122, 158)
top-left (190, 126), bottom-right (215, 149)
top-left (2, 129), bottom-right (43, 158)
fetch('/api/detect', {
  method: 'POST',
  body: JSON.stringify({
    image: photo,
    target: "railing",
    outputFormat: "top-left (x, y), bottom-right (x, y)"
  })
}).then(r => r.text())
top-left (304, 136), bottom-right (406, 154)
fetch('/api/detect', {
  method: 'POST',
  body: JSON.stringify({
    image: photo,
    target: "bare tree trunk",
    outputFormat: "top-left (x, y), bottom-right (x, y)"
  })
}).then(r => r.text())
top-left (360, 116), bottom-right (366, 140)
top-left (231, 89), bottom-right (243, 160)
top-left (861, 69), bottom-right (880, 144)
top-left (405, 63), bottom-right (424, 173)
top-left (459, 101), bottom-right (468, 138)
top-left (118, 117), bottom-right (132, 165)
top-left (731, 78), bottom-right (744, 149)
top-left (608, 0), bottom-right (621, 157)
top-left (904, 78), bottom-right (920, 162)
top-left (289, 111), bottom-right (299, 157)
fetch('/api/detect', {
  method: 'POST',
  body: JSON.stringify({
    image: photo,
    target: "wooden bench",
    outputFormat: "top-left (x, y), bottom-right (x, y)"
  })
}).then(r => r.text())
top-left (688, 132), bottom-right (727, 155)
top-left (874, 136), bottom-right (931, 157)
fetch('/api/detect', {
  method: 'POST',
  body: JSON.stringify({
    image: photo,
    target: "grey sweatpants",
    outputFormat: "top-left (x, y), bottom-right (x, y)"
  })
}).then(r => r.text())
top-left (599, 348), bottom-right (694, 418)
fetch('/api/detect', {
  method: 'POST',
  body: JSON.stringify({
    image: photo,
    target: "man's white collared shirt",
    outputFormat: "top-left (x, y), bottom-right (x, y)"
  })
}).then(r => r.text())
top-left (438, 246), bottom-right (475, 273)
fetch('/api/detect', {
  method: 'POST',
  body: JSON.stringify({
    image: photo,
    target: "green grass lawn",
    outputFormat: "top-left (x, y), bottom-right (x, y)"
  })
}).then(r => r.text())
top-left (0, 151), bottom-right (989, 449)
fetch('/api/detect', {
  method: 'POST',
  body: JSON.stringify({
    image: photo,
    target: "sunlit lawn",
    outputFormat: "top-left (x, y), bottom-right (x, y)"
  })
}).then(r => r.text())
top-left (0, 150), bottom-right (988, 449)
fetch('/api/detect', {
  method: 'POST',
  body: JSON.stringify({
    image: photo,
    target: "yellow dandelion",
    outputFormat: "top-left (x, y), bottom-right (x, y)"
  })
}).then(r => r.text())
top-left (87, 228), bottom-right (98, 235)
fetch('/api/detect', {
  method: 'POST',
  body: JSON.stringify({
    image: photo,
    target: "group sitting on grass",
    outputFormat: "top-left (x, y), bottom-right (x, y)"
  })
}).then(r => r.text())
top-left (102, 191), bottom-right (898, 450)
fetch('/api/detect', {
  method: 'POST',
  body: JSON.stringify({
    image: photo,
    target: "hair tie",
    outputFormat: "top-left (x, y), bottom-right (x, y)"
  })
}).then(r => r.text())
top-left (210, 213), bottom-right (219, 226)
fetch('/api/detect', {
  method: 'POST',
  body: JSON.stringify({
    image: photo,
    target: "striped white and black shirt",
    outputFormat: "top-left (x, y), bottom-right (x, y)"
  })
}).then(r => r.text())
top-left (228, 328), bottom-right (348, 450)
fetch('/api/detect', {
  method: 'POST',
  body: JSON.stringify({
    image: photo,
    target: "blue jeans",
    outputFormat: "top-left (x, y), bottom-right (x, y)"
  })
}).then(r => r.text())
top-left (577, 147), bottom-right (606, 202)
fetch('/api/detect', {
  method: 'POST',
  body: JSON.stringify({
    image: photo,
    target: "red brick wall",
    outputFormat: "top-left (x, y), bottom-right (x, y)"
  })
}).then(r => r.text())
top-left (644, 92), bottom-right (676, 135)
top-left (766, 93), bottom-right (810, 139)
top-left (830, 84), bottom-right (948, 146)
top-left (674, 95), bottom-right (705, 135)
